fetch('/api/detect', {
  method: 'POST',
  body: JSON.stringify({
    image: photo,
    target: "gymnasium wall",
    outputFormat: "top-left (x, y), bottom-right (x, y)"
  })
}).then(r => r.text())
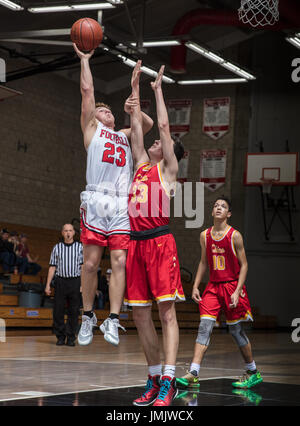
top-left (0, 58), bottom-right (88, 230)
top-left (244, 33), bottom-right (300, 327)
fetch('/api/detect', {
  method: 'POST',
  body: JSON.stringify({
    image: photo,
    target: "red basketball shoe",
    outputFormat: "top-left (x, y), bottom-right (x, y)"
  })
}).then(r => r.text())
top-left (133, 375), bottom-right (161, 406)
top-left (153, 376), bottom-right (178, 406)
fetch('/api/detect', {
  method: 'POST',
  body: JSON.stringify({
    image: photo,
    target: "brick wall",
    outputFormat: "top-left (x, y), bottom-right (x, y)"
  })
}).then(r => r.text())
top-left (0, 60), bottom-right (93, 230)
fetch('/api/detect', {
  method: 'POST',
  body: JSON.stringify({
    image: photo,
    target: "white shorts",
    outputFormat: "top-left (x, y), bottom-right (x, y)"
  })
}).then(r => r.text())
top-left (80, 186), bottom-right (130, 237)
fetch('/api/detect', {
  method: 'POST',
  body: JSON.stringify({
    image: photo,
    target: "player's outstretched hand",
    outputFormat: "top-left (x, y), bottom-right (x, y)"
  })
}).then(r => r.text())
top-left (131, 60), bottom-right (142, 91)
top-left (124, 94), bottom-right (139, 114)
top-left (73, 43), bottom-right (95, 60)
top-left (151, 65), bottom-right (164, 91)
top-left (192, 286), bottom-right (202, 303)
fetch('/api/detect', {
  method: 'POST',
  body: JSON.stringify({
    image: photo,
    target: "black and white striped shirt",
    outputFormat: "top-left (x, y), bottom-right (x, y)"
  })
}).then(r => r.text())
top-left (49, 241), bottom-right (83, 278)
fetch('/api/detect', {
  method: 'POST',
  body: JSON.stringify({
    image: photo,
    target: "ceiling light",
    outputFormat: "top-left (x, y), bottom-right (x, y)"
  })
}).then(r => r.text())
top-left (186, 41), bottom-right (255, 80)
top-left (178, 78), bottom-right (247, 85)
top-left (286, 36), bottom-right (300, 49)
top-left (28, 3), bottom-right (115, 13)
top-left (0, 0), bottom-right (23, 11)
top-left (131, 41), bottom-right (180, 47)
top-left (117, 54), bottom-right (175, 83)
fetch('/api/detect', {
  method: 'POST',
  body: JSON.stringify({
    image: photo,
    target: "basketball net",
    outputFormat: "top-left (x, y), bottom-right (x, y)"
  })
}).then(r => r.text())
top-left (260, 178), bottom-right (275, 194)
top-left (238, 0), bottom-right (279, 27)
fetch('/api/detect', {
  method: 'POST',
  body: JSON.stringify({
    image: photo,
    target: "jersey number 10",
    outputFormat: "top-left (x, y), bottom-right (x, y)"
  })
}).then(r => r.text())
top-left (213, 255), bottom-right (225, 271)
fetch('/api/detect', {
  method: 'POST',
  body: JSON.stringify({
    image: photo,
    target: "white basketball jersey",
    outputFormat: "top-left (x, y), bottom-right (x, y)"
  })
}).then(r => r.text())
top-left (86, 121), bottom-right (133, 195)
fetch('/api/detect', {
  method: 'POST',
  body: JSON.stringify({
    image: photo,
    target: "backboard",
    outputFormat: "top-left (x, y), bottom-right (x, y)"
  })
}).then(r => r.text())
top-left (244, 152), bottom-right (299, 186)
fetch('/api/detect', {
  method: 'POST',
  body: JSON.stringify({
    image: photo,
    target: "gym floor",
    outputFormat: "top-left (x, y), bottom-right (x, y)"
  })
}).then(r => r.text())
top-left (0, 330), bottom-right (299, 406)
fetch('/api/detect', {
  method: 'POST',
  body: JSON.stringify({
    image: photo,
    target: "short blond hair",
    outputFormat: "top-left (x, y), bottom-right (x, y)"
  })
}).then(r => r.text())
top-left (95, 102), bottom-right (111, 111)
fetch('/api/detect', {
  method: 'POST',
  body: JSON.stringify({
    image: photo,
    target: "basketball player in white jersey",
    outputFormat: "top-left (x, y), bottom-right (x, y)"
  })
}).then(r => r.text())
top-left (73, 44), bottom-right (153, 346)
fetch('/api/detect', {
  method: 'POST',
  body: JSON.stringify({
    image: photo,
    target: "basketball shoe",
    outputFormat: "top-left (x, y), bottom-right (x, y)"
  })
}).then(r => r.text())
top-left (99, 317), bottom-right (126, 346)
top-left (77, 313), bottom-right (97, 346)
top-left (176, 371), bottom-right (200, 388)
top-left (133, 375), bottom-right (161, 406)
top-left (153, 376), bottom-right (178, 406)
top-left (232, 370), bottom-right (263, 389)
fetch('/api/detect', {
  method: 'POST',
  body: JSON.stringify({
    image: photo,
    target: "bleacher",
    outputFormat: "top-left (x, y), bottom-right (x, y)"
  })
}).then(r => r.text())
top-left (0, 222), bottom-right (277, 333)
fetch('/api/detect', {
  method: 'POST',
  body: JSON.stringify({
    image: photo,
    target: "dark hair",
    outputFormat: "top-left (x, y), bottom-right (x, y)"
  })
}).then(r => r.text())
top-left (173, 140), bottom-right (185, 163)
top-left (213, 196), bottom-right (232, 212)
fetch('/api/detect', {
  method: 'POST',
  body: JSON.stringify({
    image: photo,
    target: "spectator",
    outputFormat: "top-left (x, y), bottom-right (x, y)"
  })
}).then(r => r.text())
top-left (0, 229), bottom-right (27, 275)
top-left (94, 267), bottom-right (109, 310)
top-left (16, 234), bottom-right (42, 276)
top-left (45, 224), bottom-right (83, 347)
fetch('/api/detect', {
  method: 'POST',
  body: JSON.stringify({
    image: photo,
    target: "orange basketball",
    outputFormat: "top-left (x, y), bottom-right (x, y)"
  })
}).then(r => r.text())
top-left (71, 18), bottom-right (103, 52)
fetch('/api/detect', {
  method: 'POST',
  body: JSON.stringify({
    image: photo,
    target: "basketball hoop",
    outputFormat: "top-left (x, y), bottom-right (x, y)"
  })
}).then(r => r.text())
top-left (238, 0), bottom-right (279, 28)
top-left (260, 178), bottom-right (275, 194)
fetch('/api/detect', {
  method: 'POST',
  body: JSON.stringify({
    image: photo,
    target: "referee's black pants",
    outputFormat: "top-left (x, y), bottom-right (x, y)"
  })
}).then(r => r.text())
top-left (53, 276), bottom-right (81, 341)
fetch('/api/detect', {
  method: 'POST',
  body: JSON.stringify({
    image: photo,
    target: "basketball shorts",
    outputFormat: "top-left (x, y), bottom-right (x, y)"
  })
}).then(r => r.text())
top-left (80, 189), bottom-right (130, 250)
top-left (199, 280), bottom-right (253, 325)
top-left (124, 233), bottom-right (185, 306)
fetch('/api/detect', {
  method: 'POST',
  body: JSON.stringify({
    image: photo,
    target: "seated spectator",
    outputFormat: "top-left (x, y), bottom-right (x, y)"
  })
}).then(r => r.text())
top-left (0, 229), bottom-right (16, 274)
top-left (16, 234), bottom-right (42, 276)
top-left (0, 229), bottom-right (28, 274)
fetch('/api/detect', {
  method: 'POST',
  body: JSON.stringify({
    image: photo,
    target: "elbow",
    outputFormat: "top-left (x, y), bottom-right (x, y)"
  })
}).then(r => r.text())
top-left (81, 85), bottom-right (94, 96)
top-left (158, 121), bottom-right (169, 131)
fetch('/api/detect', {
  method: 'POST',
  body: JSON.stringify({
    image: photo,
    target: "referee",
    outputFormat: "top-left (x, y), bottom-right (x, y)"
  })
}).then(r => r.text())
top-left (45, 224), bottom-right (83, 346)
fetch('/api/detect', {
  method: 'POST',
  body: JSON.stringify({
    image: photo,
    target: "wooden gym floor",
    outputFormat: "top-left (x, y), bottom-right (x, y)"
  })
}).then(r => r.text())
top-left (0, 329), bottom-right (299, 406)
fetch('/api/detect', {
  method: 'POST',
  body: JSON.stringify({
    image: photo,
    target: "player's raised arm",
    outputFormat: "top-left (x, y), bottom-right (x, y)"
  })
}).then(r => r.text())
top-left (73, 43), bottom-right (96, 146)
top-left (151, 65), bottom-right (178, 181)
top-left (128, 61), bottom-right (149, 169)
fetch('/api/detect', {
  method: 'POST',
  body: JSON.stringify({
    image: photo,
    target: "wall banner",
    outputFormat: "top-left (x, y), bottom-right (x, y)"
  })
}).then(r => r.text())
top-left (203, 97), bottom-right (230, 140)
top-left (200, 149), bottom-right (227, 192)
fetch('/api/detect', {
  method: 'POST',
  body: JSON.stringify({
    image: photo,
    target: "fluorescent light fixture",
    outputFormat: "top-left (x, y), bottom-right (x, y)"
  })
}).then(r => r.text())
top-left (286, 36), bottom-right (300, 49)
top-left (28, 3), bottom-right (115, 13)
top-left (117, 54), bottom-right (175, 83)
top-left (186, 41), bottom-right (255, 80)
top-left (178, 78), bottom-right (247, 85)
top-left (106, 0), bottom-right (123, 4)
top-left (117, 40), bottom-right (180, 49)
top-left (0, 0), bottom-right (23, 10)
top-left (132, 40), bottom-right (180, 47)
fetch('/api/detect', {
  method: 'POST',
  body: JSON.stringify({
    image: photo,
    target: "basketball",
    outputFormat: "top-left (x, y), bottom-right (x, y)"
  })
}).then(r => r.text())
top-left (70, 18), bottom-right (103, 52)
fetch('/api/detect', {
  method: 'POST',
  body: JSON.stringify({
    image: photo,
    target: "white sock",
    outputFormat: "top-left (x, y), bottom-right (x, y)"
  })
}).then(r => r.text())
top-left (149, 364), bottom-right (162, 377)
top-left (163, 365), bottom-right (176, 379)
top-left (190, 363), bottom-right (200, 375)
top-left (245, 361), bottom-right (256, 372)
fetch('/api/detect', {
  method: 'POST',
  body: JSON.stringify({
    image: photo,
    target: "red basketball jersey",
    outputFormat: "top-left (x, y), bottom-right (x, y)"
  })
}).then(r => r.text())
top-left (128, 162), bottom-right (170, 231)
top-left (205, 226), bottom-right (240, 283)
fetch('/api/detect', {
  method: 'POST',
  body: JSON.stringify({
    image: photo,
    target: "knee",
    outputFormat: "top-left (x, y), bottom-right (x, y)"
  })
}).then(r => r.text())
top-left (228, 323), bottom-right (249, 347)
top-left (196, 319), bottom-right (214, 346)
top-left (159, 304), bottom-right (177, 326)
top-left (111, 252), bottom-right (127, 271)
top-left (83, 259), bottom-right (98, 274)
top-left (132, 307), bottom-right (152, 325)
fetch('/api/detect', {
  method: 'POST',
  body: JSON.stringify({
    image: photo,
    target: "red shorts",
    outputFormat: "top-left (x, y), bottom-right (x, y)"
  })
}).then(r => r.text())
top-left (125, 234), bottom-right (185, 306)
top-left (80, 220), bottom-right (130, 250)
top-left (199, 280), bottom-right (253, 325)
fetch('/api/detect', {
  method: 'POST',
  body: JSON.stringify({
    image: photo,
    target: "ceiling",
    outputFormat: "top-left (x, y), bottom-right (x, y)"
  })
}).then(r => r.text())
top-left (0, 0), bottom-right (298, 95)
